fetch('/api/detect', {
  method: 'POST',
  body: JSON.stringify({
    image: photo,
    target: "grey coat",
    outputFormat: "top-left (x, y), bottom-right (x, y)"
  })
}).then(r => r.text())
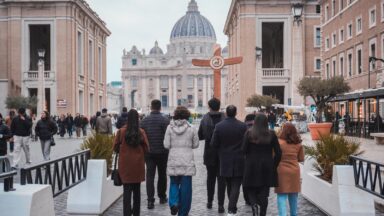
top-left (164, 120), bottom-right (199, 176)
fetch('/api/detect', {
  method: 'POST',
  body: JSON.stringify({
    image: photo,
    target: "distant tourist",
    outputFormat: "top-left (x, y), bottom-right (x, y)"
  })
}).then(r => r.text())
top-left (211, 105), bottom-right (247, 216)
top-left (57, 114), bottom-right (67, 137)
top-left (0, 114), bottom-right (12, 156)
top-left (198, 98), bottom-right (226, 213)
top-left (66, 113), bottom-right (74, 138)
top-left (140, 99), bottom-right (170, 209)
top-left (114, 109), bottom-right (149, 216)
top-left (11, 108), bottom-right (33, 169)
top-left (242, 113), bottom-right (282, 216)
top-left (116, 107), bottom-right (129, 129)
top-left (164, 106), bottom-right (199, 216)
top-left (81, 114), bottom-right (89, 136)
top-left (268, 111), bottom-right (277, 130)
top-left (275, 123), bottom-right (304, 216)
top-left (5, 110), bottom-right (15, 152)
top-left (95, 108), bottom-right (112, 135)
top-left (74, 113), bottom-right (83, 138)
top-left (35, 111), bottom-right (58, 161)
top-left (90, 111), bottom-right (101, 130)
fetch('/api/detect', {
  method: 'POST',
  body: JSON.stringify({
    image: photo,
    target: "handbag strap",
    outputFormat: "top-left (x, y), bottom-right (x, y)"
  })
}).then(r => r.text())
top-left (113, 130), bottom-right (123, 171)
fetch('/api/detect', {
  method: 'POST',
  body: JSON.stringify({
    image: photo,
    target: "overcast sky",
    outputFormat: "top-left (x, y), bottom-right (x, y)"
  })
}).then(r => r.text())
top-left (87, 0), bottom-right (232, 82)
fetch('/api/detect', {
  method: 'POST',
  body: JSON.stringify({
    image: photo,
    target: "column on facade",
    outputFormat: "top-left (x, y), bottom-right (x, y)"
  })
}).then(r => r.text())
top-left (291, 21), bottom-right (304, 106)
top-left (194, 75), bottom-right (198, 108)
top-left (203, 75), bottom-right (207, 106)
top-left (173, 76), bottom-right (177, 107)
top-left (207, 75), bottom-right (212, 100)
top-left (168, 76), bottom-right (173, 108)
top-left (156, 77), bottom-right (160, 100)
top-left (141, 77), bottom-right (147, 111)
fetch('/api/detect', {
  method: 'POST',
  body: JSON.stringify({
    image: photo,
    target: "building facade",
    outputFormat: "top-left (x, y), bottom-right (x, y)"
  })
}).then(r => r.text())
top-left (0, 0), bottom-right (110, 116)
top-left (107, 81), bottom-right (124, 114)
top-left (121, 0), bottom-right (228, 115)
top-left (224, 0), bottom-right (321, 118)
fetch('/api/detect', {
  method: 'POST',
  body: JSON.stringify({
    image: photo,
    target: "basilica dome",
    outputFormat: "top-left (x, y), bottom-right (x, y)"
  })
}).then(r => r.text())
top-left (170, 0), bottom-right (216, 41)
top-left (149, 41), bottom-right (164, 55)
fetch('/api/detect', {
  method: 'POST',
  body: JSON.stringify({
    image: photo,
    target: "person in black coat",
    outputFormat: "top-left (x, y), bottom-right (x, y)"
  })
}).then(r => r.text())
top-left (198, 98), bottom-right (226, 213)
top-left (35, 111), bottom-right (58, 161)
top-left (211, 105), bottom-right (247, 215)
top-left (66, 113), bottom-right (74, 138)
top-left (242, 113), bottom-right (282, 216)
top-left (57, 114), bottom-right (67, 137)
top-left (140, 99), bottom-right (170, 209)
top-left (116, 107), bottom-right (129, 129)
top-left (0, 114), bottom-right (12, 156)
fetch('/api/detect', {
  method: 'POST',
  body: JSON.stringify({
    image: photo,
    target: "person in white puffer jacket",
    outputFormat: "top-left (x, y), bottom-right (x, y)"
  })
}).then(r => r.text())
top-left (163, 106), bottom-right (199, 216)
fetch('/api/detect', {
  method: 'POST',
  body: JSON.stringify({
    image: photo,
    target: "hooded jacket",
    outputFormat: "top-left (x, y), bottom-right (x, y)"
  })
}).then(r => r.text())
top-left (116, 112), bottom-right (129, 129)
top-left (35, 118), bottom-right (58, 140)
top-left (95, 113), bottom-right (112, 135)
top-left (163, 119), bottom-right (199, 176)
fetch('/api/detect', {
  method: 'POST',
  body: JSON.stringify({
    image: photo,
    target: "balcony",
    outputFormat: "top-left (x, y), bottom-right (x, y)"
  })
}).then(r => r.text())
top-left (24, 71), bottom-right (55, 81)
top-left (262, 68), bottom-right (290, 78)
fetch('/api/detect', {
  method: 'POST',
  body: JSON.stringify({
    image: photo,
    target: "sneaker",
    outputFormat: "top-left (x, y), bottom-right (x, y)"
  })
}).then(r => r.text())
top-left (251, 204), bottom-right (259, 216)
top-left (147, 201), bottom-right (154, 209)
top-left (170, 205), bottom-right (178, 215)
top-left (218, 205), bottom-right (225, 213)
top-left (159, 197), bottom-right (168, 204)
top-left (207, 202), bottom-right (212, 209)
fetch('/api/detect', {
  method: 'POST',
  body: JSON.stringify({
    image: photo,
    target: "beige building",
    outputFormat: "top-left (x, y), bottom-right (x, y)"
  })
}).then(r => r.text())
top-left (0, 0), bottom-right (110, 116)
top-left (224, 0), bottom-right (321, 118)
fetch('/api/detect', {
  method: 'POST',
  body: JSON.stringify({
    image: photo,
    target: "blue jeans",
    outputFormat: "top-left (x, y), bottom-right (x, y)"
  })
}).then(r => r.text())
top-left (169, 176), bottom-right (192, 216)
top-left (277, 193), bottom-right (298, 216)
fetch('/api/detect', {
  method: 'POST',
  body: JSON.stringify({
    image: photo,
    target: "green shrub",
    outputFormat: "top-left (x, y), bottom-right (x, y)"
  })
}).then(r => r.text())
top-left (80, 132), bottom-right (115, 172)
top-left (304, 135), bottom-right (364, 182)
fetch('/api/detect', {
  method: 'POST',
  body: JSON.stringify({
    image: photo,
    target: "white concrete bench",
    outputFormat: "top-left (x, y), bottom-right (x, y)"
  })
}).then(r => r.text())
top-left (370, 133), bottom-right (384, 145)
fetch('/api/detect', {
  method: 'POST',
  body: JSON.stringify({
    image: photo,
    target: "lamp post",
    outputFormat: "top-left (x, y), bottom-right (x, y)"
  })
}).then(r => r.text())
top-left (292, 3), bottom-right (304, 25)
top-left (37, 49), bottom-right (45, 116)
top-left (368, 56), bottom-right (384, 89)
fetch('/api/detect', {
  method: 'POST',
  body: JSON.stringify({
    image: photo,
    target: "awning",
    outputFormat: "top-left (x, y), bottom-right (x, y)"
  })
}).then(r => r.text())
top-left (331, 88), bottom-right (384, 102)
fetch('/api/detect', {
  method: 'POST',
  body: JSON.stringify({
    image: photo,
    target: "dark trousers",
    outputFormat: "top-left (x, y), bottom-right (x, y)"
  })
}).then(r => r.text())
top-left (9, 140), bottom-right (14, 152)
top-left (248, 186), bottom-right (270, 216)
top-left (145, 153), bottom-right (168, 202)
top-left (67, 126), bottom-right (73, 137)
top-left (206, 164), bottom-right (226, 206)
top-left (123, 183), bottom-right (141, 216)
top-left (225, 177), bottom-right (242, 213)
top-left (0, 148), bottom-right (6, 156)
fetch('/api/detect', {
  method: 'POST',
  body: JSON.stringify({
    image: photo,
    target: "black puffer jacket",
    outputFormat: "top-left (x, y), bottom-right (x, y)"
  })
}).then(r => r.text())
top-left (0, 123), bottom-right (12, 153)
top-left (140, 111), bottom-right (170, 154)
top-left (35, 118), bottom-right (58, 141)
top-left (116, 112), bottom-right (128, 129)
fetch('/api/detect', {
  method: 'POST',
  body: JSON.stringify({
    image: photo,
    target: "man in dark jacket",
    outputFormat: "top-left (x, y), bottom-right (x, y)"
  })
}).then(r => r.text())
top-left (211, 105), bottom-right (247, 215)
top-left (66, 113), bottom-right (74, 138)
top-left (0, 114), bottom-right (12, 156)
top-left (35, 111), bottom-right (58, 161)
top-left (116, 107), bottom-right (129, 129)
top-left (11, 108), bottom-right (33, 168)
top-left (140, 99), bottom-right (170, 209)
top-left (81, 115), bottom-right (89, 136)
top-left (74, 113), bottom-right (83, 138)
top-left (198, 98), bottom-right (226, 213)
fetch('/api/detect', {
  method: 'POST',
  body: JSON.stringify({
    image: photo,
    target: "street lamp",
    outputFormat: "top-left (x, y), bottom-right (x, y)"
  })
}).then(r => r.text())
top-left (37, 49), bottom-right (46, 115)
top-left (368, 56), bottom-right (384, 89)
top-left (292, 3), bottom-right (304, 25)
top-left (255, 47), bottom-right (262, 59)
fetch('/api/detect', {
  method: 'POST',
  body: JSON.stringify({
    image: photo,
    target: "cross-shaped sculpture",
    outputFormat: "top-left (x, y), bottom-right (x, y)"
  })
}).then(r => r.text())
top-left (192, 45), bottom-right (243, 99)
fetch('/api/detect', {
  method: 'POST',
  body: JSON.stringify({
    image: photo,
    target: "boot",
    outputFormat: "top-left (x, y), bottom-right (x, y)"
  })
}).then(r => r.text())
top-left (251, 204), bottom-right (259, 216)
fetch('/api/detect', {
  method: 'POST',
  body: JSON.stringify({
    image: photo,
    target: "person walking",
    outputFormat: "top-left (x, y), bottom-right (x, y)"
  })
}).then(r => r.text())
top-left (275, 123), bottom-right (304, 216)
top-left (0, 114), bottom-right (12, 156)
top-left (164, 106), bottom-right (199, 216)
top-left (116, 107), bottom-right (129, 129)
top-left (243, 113), bottom-right (256, 206)
top-left (81, 115), bottom-right (89, 136)
top-left (66, 113), bottom-right (74, 138)
top-left (35, 111), bottom-right (58, 161)
top-left (11, 108), bottom-right (33, 169)
top-left (74, 113), bottom-right (82, 138)
top-left (268, 111), bottom-right (277, 130)
top-left (114, 109), bottom-right (149, 216)
top-left (140, 99), bottom-right (170, 209)
top-left (95, 108), bottom-right (112, 135)
top-left (5, 110), bottom-right (15, 153)
top-left (57, 114), bottom-right (67, 138)
top-left (198, 98), bottom-right (226, 213)
top-left (211, 105), bottom-right (247, 216)
top-left (242, 113), bottom-right (282, 216)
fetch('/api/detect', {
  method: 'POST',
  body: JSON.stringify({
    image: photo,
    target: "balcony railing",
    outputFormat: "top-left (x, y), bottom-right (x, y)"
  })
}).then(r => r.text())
top-left (262, 68), bottom-right (290, 78)
top-left (24, 71), bottom-right (55, 80)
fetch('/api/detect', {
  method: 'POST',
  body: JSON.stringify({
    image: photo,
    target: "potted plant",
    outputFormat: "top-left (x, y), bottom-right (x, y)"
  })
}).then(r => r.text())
top-left (297, 76), bottom-right (350, 140)
top-left (301, 135), bottom-right (375, 215)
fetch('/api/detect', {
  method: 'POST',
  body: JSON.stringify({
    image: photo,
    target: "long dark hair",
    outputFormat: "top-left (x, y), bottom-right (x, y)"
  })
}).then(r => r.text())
top-left (124, 109), bottom-right (142, 148)
top-left (248, 113), bottom-right (272, 144)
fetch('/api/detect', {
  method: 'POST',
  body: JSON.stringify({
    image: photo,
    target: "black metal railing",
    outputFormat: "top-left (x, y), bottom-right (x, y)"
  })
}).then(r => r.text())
top-left (350, 155), bottom-right (384, 199)
top-left (20, 149), bottom-right (91, 197)
top-left (0, 156), bottom-right (16, 192)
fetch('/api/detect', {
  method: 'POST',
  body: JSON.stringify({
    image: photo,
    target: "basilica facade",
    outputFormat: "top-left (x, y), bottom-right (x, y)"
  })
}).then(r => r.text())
top-left (121, 0), bottom-right (227, 114)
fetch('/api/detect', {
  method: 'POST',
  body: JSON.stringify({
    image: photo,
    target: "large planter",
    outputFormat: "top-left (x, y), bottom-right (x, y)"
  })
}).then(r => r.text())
top-left (301, 158), bottom-right (375, 216)
top-left (308, 122), bottom-right (333, 140)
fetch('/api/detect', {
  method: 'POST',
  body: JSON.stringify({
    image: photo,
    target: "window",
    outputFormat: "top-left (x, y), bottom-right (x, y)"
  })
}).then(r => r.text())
top-left (356, 16), bottom-right (362, 34)
top-left (161, 95), bottom-right (168, 107)
top-left (326, 37), bottom-right (330, 50)
top-left (98, 47), bottom-right (102, 82)
top-left (187, 75), bottom-right (194, 89)
top-left (132, 59), bottom-right (137, 65)
top-left (339, 28), bottom-right (344, 44)
top-left (187, 95), bottom-right (193, 108)
top-left (370, 40), bottom-right (377, 70)
top-left (381, 1), bottom-right (384, 22)
top-left (326, 63), bottom-right (330, 79)
top-left (332, 59), bottom-right (336, 77)
top-left (160, 76), bottom-right (168, 89)
top-left (90, 93), bottom-right (94, 116)
top-left (99, 96), bottom-right (103, 111)
top-left (332, 32), bottom-right (337, 47)
top-left (340, 0), bottom-right (344, 10)
top-left (77, 31), bottom-right (83, 75)
top-left (332, 0), bottom-right (336, 16)
top-left (315, 58), bottom-right (321, 71)
top-left (176, 76), bottom-right (182, 90)
top-left (347, 22), bottom-right (353, 39)
top-left (316, 5), bottom-right (321, 14)
top-left (369, 7), bottom-right (377, 27)
top-left (357, 48), bottom-right (362, 74)
top-left (348, 53), bottom-right (353, 76)
top-left (315, 27), bottom-right (321, 47)
top-left (197, 76), bottom-right (203, 89)
top-left (88, 40), bottom-right (94, 79)
top-left (29, 25), bottom-right (51, 71)
top-left (340, 56), bottom-right (344, 76)
top-left (79, 90), bottom-right (84, 114)
top-left (325, 4), bottom-right (329, 21)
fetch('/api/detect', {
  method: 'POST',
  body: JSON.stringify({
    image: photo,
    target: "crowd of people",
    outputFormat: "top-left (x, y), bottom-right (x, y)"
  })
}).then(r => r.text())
top-left (113, 98), bottom-right (304, 216)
